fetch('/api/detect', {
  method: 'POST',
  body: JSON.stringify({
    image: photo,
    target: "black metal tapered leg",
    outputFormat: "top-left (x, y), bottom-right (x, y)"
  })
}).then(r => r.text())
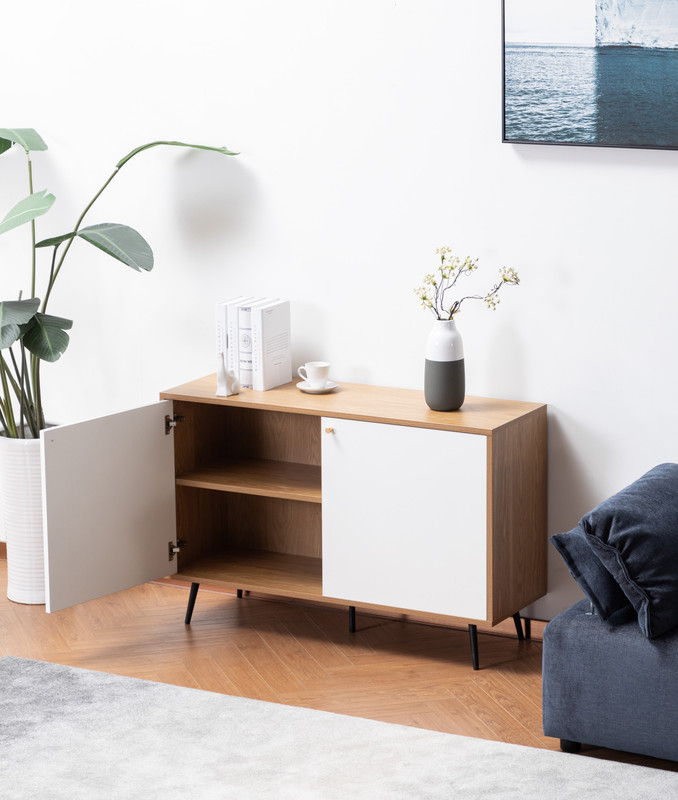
top-left (468, 624), bottom-right (479, 670)
top-left (185, 582), bottom-right (199, 624)
top-left (524, 617), bottom-right (531, 640)
top-left (237, 589), bottom-right (243, 599)
top-left (512, 613), bottom-right (525, 641)
top-left (348, 606), bottom-right (356, 633)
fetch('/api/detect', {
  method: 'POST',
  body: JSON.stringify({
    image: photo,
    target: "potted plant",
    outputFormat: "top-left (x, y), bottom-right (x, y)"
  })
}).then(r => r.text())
top-left (415, 247), bottom-right (520, 412)
top-left (0, 128), bottom-right (236, 603)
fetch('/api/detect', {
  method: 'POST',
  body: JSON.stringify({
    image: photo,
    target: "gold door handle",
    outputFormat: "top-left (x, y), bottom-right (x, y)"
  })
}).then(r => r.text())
top-left (325, 427), bottom-right (335, 434)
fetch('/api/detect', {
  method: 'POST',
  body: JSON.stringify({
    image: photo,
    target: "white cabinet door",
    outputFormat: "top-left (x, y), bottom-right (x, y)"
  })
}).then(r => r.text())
top-left (321, 417), bottom-right (487, 620)
top-left (41, 401), bottom-right (177, 613)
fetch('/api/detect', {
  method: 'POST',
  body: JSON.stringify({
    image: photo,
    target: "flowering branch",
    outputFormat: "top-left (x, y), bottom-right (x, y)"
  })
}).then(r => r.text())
top-left (415, 247), bottom-right (520, 320)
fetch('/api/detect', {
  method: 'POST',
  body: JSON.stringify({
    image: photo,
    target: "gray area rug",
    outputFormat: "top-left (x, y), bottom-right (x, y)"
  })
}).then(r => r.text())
top-left (1, 657), bottom-right (676, 799)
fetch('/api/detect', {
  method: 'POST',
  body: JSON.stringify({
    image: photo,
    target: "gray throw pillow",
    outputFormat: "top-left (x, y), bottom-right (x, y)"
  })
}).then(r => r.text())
top-left (580, 463), bottom-right (678, 639)
top-left (551, 526), bottom-right (632, 624)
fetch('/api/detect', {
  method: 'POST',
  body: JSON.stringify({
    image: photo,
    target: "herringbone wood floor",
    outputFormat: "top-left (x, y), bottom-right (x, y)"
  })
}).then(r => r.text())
top-left (1, 559), bottom-right (674, 772)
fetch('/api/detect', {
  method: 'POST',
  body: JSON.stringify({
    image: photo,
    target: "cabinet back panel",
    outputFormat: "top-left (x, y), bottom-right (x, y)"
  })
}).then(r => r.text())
top-left (172, 402), bottom-right (225, 474)
top-left (221, 408), bottom-right (321, 466)
top-left (176, 487), bottom-right (321, 571)
top-left (172, 402), bottom-right (320, 472)
top-left (225, 495), bottom-right (321, 558)
top-left (175, 486), bottom-right (228, 568)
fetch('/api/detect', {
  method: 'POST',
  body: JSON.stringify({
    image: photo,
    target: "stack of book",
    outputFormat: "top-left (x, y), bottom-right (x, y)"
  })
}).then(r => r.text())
top-left (215, 296), bottom-right (291, 393)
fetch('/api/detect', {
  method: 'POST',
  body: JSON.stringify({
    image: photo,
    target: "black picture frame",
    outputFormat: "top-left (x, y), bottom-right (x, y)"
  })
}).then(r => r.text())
top-left (501, 0), bottom-right (678, 152)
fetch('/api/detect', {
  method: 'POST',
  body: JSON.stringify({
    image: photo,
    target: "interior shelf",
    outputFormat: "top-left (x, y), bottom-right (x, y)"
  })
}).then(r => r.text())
top-left (175, 548), bottom-right (323, 601)
top-left (176, 458), bottom-right (321, 504)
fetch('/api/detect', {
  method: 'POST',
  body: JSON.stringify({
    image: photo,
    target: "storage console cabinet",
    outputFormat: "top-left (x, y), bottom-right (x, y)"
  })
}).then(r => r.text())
top-left (41, 375), bottom-right (547, 669)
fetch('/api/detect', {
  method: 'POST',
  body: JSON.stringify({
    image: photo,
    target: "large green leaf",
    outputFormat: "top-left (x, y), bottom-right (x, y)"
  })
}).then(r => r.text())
top-left (77, 223), bottom-right (153, 271)
top-left (36, 224), bottom-right (153, 272)
top-left (35, 231), bottom-right (77, 248)
top-left (0, 298), bottom-right (40, 350)
top-left (0, 324), bottom-right (20, 348)
top-left (0, 128), bottom-right (47, 152)
top-left (0, 190), bottom-right (55, 235)
top-left (116, 140), bottom-right (237, 168)
top-left (0, 138), bottom-right (11, 155)
top-left (22, 313), bottom-right (72, 362)
top-left (0, 298), bottom-right (40, 327)
top-left (36, 313), bottom-right (72, 331)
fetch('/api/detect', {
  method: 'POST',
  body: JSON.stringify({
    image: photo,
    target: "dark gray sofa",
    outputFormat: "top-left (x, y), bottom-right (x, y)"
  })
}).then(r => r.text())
top-left (543, 599), bottom-right (678, 762)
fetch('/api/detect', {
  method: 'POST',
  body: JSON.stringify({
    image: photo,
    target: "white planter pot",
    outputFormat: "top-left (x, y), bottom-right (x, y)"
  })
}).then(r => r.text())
top-left (0, 434), bottom-right (45, 604)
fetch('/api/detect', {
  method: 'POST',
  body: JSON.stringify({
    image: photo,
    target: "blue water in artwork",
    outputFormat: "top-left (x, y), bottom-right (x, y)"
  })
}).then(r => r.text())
top-left (505, 44), bottom-right (678, 147)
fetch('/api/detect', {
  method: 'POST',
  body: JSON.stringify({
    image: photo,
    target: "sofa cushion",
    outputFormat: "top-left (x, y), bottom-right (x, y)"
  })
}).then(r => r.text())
top-left (551, 526), bottom-right (632, 623)
top-left (580, 463), bottom-right (678, 639)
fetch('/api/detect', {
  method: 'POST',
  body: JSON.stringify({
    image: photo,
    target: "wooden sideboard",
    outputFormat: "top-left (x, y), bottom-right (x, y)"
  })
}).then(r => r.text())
top-left (40, 375), bottom-right (547, 669)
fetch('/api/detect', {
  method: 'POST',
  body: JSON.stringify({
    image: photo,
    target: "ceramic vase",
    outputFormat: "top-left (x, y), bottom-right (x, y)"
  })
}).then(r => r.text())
top-left (424, 319), bottom-right (465, 411)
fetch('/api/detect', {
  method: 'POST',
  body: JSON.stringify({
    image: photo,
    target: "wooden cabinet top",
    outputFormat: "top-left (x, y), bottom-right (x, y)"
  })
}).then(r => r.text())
top-left (161, 374), bottom-right (545, 436)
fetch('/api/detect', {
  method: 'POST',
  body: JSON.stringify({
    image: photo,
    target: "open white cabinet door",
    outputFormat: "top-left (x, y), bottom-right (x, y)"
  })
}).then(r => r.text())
top-left (41, 401), bottom-right (177, 613)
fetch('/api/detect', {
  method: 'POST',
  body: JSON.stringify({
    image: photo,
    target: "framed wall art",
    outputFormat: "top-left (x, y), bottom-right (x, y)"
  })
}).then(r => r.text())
top-left (503, 0), bottom-right (678, 150)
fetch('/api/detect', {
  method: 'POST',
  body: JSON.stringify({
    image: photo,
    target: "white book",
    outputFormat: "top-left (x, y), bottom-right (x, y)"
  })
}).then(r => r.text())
top-left (216, 296), bottom-right (245, 357)
top-left (215, 296), bottom-right (246, 396)
top-left (237, 298), bottom-right (270, 389)
top-left (251, 300), bottom-right (292, 392)
top-left (226, 295), bottom-right (257, 378)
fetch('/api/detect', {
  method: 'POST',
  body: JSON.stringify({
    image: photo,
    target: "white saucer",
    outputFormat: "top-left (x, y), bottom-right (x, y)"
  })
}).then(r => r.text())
top-left (297, 380), bottom-right (339, 394)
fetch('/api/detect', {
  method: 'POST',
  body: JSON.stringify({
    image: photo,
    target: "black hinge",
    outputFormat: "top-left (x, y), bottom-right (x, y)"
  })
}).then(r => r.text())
top-left (168, 539), bottom-right (188, 561)
top-left (165, 414), bottom-right (183, 435)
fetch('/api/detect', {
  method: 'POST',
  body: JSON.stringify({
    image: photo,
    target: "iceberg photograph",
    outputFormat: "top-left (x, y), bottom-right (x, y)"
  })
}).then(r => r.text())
top-left (503, 0), bottom-right (678, 149)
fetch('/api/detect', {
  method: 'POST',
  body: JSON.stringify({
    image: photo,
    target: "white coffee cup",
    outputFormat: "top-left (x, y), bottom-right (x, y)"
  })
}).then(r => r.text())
top-left (298, 361), bottom-right (330, 389)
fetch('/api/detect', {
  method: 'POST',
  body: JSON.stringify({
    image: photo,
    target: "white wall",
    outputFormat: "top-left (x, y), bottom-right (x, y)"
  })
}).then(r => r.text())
top-left (2, 0), bottom-right (677, 618)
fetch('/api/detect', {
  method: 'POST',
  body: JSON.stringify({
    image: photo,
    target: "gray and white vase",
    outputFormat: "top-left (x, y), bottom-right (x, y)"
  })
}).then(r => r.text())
top-left (424, 319), bottom-right (465, 411)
